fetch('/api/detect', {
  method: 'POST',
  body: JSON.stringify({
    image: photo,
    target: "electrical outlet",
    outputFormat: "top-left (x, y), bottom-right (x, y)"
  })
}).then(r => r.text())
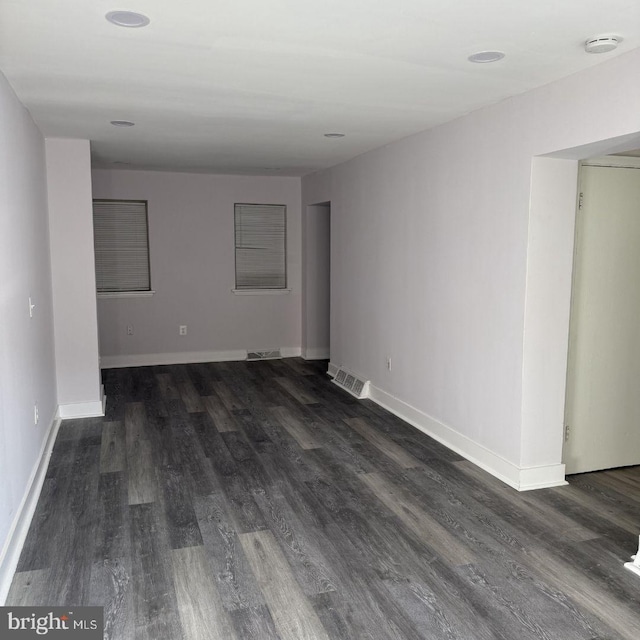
top-left (34, 402), bottom-right (39, 425)
top-left (386, 356), bottom-right (392, 371)
top-left (127, 325), bottom-right (134, 335)
top-left (179, 325), bottom-right (187, 336)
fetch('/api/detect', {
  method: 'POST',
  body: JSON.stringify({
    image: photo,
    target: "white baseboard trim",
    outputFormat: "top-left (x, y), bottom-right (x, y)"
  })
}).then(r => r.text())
top-left (0, 412), bottom-right (61, 604)
top-left (517, 463), bottom-right (567, 491)
top-left (302, 348), bottom-right (330, 360)
top-left (327, 361), bottom-right (339, 378)
top-left (57, 398), bottom-right (105, 419)
top-left (624, 539), bottom-right (640, 580)
top-left (368, 384), bottom-right (567, 492)
top-left (101, 350), bottom-right (247, 369)
top-left (101, 347), bottom-right (303, 369)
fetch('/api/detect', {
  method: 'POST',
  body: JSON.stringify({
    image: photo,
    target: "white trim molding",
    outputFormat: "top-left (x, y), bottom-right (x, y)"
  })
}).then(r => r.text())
top-left (101, 347), bottom-right (302, 369)
top-left (624, 538), bottom-right (640, 580)
top-left (582, 156), bottom-right (640, 169)
top-left (57, 398), bottom-right (105, 420)
top-left (302, 348), bottom-right (330, 360)
top-left (280, 347), bottom-right (302, 358)
top-left (517, 464), bottom-right (567, 491)
top-left (368, 384), bottom-right (567, 492)
top-left (98, 290), bottom-right (156, 299)
top-left (232, 288), bottom-right (291, 295)
top-left (0, 412), bottom-right (61, 604)
top-left (101, 350), bottom-right (247, 368)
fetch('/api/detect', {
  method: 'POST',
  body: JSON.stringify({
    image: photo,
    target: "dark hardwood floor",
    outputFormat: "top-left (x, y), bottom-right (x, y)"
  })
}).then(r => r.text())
top-left (7, 358), bottom-right (640, 639)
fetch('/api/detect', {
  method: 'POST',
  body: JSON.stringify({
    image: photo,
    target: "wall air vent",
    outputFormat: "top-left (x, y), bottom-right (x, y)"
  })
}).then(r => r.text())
top-left (332, 366), bottom-right (370, 399)
top-left (247, 349), bottom-right (282, 361)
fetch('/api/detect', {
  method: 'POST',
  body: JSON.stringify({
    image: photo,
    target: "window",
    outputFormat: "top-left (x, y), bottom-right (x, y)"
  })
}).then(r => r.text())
top-left (92, 199), bottom-right (151, 294)
top-left (234, 203), bottom-right (287, 290)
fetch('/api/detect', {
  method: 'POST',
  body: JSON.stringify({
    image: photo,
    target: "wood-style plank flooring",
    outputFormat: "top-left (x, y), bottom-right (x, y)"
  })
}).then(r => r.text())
top-left (7, 358), bottom-right (640, 639)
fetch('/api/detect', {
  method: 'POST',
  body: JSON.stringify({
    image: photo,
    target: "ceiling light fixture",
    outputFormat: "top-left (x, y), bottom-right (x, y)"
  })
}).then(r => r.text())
top-left (324, 133), bottom-right (345, 138)
top-left (468, 51), bottom-right (505, 64)
top-left (110, 120), bottom-right (135, 127)
top-left (105, 11), bottom-right (150, 28)
top-left (584, 36), bottom-right (620, 54)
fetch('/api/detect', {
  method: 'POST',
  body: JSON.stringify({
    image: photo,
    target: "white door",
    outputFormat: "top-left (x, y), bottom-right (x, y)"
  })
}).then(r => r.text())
top-left (564, 164), bottom-right (640, 474)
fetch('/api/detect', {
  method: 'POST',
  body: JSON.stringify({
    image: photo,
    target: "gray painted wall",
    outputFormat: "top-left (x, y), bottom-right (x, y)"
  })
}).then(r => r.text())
top-left (92, 169), bottom-right (302, 365)
top-left (0, 72), bottom-right (57, 586)
top-left (302, 47), bottom-right (640, 485)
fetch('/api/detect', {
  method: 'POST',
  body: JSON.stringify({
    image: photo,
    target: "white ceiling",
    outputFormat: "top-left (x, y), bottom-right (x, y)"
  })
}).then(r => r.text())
top-left (1, 0), bottom-right (639, 176)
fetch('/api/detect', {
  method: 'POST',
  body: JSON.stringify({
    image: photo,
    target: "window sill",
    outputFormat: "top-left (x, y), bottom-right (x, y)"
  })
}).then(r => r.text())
top-left (98, 290), bottom-right (156, 299)
top-left (232, 288), bottom-right (291, 296)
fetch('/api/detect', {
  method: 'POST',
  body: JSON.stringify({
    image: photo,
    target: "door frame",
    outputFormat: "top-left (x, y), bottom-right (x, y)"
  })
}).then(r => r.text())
top-left (563, 156), bottom-right (640, 473)
top-left (522, 137), bottom-right (640, 485)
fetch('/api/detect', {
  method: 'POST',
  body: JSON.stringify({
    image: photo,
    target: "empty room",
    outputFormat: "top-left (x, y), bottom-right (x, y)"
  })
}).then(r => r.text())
top-left (1, 1), bottom-right (640, 638)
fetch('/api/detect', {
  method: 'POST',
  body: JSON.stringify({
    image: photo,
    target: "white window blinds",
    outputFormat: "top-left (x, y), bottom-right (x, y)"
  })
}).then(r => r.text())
top-left (234, 203), bottom-right (287, 289)
top-left (93, 199), bottom-right (151, 293)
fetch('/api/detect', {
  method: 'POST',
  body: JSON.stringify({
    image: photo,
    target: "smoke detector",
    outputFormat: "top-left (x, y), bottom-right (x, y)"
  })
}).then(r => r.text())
top-left (584, 36), bottom-right (620, 54)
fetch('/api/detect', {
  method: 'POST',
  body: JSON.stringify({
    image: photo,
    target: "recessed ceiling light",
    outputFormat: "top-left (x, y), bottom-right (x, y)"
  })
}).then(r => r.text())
top-left (105, 11), bottom-right (150, 28)
top-left (324, 133), bottom-right (345, 138)
top-left (468, 51), bottom-right (505, 64)
top-left (584, 36), bottom-right (620, 54)
top-left (110, 120), bottom-right (135, 127)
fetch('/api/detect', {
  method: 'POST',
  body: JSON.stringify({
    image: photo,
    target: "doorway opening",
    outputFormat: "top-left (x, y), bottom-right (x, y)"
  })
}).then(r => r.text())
top-left (520, 131), bottom-right (640, 488)
top-left (564, 155), bottom-right (640, 474)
